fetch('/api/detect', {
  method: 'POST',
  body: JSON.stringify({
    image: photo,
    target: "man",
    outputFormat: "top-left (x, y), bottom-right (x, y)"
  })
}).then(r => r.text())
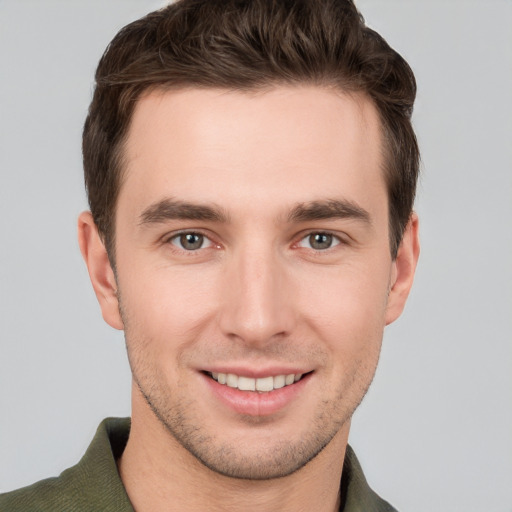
top-left (0, 0), bottom-right (420, 510)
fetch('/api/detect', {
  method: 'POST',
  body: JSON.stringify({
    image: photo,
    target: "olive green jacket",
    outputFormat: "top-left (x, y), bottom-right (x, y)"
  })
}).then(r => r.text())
top-left (0, 418), bottom-right (397, 511)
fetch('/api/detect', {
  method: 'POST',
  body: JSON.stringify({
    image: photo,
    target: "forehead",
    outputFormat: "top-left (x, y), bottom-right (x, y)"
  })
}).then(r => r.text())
top-left (120, 86), bottom-right (386, 222)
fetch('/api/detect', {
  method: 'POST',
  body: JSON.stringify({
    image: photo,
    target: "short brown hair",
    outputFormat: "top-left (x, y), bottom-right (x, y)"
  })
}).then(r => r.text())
top-left (83, 0), bottom-right (419, 261)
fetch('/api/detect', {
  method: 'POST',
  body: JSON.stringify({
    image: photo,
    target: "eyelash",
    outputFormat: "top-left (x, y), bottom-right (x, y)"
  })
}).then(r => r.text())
top-left (164, 230), bottom-right (345, 254)
top-left (295, 231), bottom-right (343, 251)
top-left (165, 231), bottom-right (216, 252)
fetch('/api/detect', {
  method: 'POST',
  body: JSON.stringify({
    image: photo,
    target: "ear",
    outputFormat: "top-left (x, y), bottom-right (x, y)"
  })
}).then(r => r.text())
top-left (78, 211), bottom-right (124, 330)
top-left (385, 213), bottom-right (420, 325)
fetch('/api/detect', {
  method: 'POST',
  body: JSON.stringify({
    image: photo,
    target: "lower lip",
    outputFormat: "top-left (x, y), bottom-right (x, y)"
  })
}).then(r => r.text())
top-left (203, 373), bottom-right (311, 416)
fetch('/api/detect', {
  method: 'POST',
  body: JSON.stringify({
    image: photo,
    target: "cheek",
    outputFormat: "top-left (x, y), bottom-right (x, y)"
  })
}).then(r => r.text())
top-left (118, 261), bottom-right (220, 353)
top-left (296, 263), bottom-right (391, 350)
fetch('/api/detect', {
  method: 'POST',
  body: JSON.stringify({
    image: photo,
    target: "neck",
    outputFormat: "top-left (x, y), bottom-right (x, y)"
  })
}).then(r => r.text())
top-left (118, 388), bottom-right (348, 512)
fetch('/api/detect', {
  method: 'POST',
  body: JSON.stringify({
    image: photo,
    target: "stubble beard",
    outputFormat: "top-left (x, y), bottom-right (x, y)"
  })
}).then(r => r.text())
top-left (119, 293), bottom-right (381, 481)
top-left (125, 337), bottom-right (379, 481)
top-left (135, 375), bottom-right (346, 480)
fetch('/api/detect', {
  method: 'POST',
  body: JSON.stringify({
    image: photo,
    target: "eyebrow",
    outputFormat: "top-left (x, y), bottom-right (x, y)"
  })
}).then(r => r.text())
top-left (139, 198), bottom-right (229, 225)
top-left (287, 199), bottom-right (371, 225)
top-left (138, 197), bottom-right (370, 227)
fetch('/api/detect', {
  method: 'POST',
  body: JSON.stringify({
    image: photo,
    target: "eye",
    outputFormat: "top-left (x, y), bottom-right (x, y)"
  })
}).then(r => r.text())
top-left (169, 232), bottom-right (212, 251)
top-left (298, 232), bottom-right (341, 251)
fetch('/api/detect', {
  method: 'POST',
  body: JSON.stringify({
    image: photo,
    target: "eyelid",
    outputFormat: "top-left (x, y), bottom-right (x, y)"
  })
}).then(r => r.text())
top-left (172, 233), bottom-right (212, 250)
top-left (294, 230), bottom-right (346, 250)
top-left (160, 228), bottom-right (349, 252)
top-left (163, 229), bottom-right (220, 250)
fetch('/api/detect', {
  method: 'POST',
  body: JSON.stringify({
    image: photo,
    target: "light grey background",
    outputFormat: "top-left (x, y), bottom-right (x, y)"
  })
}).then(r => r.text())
top-left (1, 1), bottom-right (511, 511)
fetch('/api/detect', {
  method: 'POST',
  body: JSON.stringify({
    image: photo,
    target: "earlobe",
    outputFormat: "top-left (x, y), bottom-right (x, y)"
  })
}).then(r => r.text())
top-left (78, 211), bottom-right (124, 330)
top-left (385, 213), bottom-right (420, 326)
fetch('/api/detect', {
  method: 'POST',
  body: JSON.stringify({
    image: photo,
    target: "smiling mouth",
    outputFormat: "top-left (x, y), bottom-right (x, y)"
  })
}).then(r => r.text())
top-left (207, 372), bottom-right (306, 392)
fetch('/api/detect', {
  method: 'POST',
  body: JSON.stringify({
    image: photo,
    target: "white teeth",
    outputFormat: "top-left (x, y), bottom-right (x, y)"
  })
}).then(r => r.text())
top-left (211, 372), bottom-right (303, 392)
top-left (238, 376), bottom-right (256, 391)
top-left (256, 376), bottom-right (274, 392)
top-left (273, 375), bottom-right (285, 389)
top-left (226, 373), bottom-right (238, 388)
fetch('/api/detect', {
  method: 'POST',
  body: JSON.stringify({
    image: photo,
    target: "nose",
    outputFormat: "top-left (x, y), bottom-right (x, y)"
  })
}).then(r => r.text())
top-left (218, 244), bottom-right (296, 347)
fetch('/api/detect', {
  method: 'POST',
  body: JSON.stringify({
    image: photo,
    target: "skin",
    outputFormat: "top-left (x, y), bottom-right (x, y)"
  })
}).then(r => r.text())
top-left (79, 86), bottom-right (419, 512)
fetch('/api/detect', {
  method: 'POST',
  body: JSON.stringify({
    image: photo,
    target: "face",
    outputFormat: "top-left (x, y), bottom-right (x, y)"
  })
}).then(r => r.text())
top-left (81, 86), bottom-right (418, 480)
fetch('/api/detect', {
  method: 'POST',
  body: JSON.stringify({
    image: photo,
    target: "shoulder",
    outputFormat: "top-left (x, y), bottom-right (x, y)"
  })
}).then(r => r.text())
top-left (0, 418), bottom-right (133, 512)
top-left (0, 470), bottom-right (82, 512)
top-left (342, 445), bottom-right (399, 512)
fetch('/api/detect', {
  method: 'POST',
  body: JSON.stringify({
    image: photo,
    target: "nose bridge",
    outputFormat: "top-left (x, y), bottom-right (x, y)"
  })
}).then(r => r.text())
top-left (219, 240), bottom-right (294, 345)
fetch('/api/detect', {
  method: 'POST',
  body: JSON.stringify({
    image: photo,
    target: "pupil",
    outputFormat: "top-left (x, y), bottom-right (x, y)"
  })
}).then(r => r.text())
top-left (181, 233), bottom-right (203, 250)
top-left (310, 233), bottom-right (332, 250)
